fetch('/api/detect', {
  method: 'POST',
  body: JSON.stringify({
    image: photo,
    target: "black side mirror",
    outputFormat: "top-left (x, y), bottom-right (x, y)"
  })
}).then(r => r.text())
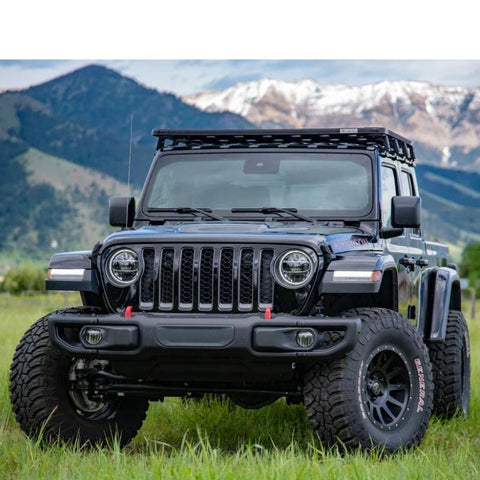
top-left (391, 196), bottom-right (421, 228)
top-left (109, 196), bottom-right (135, 228)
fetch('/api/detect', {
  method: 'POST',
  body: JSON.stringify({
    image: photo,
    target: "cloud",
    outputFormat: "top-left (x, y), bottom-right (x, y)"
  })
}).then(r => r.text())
top-left (0, 60), bottom-right (71, 69)
top-left (167, 60), bottom-right (480, 93)
top-left (204, 73), bottom-right (264, 90)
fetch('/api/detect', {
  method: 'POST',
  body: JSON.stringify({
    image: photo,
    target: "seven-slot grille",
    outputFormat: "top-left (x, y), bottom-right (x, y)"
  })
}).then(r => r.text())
top-left (139, 245), bottom-right (277, 312)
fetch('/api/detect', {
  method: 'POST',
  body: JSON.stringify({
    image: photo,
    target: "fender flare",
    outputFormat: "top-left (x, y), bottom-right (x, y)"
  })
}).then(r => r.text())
top-left (46, 250), bottom-right (100, 294)
top-left (417, 267), bottom-right (461, 342)
top-left (320, 254), bottom-right (397, 294)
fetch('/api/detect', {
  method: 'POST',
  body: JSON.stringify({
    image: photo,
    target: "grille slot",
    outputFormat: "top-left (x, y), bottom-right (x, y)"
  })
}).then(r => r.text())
top-left (259, 249), bottom-right (274, 307)
top-left (199, 248), bottom-right (214, 310)
top-left (179, 248), bottom-right (194, 310)
top-left (159, 248), bottom-right (174, 309)
top-left (238, 249), bottom-right (254, 310)
top-left (219, 248), bottom-right (234, 311)
top-left (141, 245), bottom-right (278, 313)
top-left (140, 248), bottom-right (155, 310)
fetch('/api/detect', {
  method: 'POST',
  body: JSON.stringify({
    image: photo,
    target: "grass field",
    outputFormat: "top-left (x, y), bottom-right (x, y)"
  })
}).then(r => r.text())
top-left (1, 294), bottom-right (479, 479)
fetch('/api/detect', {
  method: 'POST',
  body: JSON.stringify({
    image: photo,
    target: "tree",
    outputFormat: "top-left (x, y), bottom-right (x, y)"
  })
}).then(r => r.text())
top-left (460, 242), bottom-right (480, 290)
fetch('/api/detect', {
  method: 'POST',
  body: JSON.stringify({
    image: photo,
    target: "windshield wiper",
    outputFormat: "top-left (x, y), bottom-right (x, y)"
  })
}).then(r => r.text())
top-left (231, 207), bottom-right (316, 224)
top-left (147, 207), bottom-right (226, 221)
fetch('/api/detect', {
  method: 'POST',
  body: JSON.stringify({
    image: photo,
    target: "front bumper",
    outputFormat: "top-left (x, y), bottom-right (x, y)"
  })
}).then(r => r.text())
top-left (48, 311), bottom-right (361, 361)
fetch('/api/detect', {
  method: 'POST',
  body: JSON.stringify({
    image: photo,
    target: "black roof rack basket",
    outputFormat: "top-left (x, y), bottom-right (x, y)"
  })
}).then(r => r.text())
top-left (152, 127), bottom-right (415, 165)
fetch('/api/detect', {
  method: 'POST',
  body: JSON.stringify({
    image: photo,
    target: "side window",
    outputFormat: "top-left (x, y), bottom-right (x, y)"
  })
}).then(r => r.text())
top-left (400, 170), bottom-right (414, 195)
top-left (381, 165), bottom-right (399, 227)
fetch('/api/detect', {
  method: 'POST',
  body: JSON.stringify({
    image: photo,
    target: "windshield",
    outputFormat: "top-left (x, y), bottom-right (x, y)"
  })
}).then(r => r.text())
top-left (144, 152), bottom-right (373, 217)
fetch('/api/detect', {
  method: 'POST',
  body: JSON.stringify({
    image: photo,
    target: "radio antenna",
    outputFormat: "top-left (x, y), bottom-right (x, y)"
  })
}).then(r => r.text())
top-left (126, 113), bottom-right (134, 228)
top-left (127, 113), bottom-right (133, 196)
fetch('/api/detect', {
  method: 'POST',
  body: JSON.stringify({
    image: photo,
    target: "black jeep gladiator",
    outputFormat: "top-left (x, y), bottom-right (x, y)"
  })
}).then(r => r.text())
top-left (10, 128), bottom-right (470, 452)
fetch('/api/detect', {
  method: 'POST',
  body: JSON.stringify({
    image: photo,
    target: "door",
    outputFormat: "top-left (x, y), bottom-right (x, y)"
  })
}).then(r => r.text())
top-left (400, 168), bottom-right (427, 322)
top-left (380, 163), bottom-right (411, 318)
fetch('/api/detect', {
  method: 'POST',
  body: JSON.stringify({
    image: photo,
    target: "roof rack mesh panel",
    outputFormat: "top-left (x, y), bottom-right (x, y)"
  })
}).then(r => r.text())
top-left (152, 128), bottom-right (415, 164)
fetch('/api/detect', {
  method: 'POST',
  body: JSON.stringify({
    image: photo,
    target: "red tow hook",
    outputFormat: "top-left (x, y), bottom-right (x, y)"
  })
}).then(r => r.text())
top-left (264, 307), bottom-right (272, 320)
top-left (125, 306), bottom-right (133, 318)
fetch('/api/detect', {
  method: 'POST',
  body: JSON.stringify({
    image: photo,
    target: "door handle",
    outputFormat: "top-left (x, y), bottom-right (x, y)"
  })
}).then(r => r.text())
top-left (399, 256), bottom-right (416, 268)
top-left (416, 258), bottom-right (429, 268)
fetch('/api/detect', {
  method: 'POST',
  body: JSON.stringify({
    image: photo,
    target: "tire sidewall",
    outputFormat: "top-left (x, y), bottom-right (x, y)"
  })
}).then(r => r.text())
top-left (352, 326), bottom-right (430, 449)
top-left (461, 326), bottom-right (471, 413)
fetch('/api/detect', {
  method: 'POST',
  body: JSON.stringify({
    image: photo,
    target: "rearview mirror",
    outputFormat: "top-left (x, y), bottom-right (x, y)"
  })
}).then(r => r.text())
top-left (109, 196), bottom-right (135, 228)
top-left (391, 196), bottom-right (421, 228)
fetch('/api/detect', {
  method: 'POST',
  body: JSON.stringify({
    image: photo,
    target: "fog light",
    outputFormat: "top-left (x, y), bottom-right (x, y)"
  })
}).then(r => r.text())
top-left (84, 328), bottom-right (103, 345)
top-left (296, 329), bottom-right (315, 348)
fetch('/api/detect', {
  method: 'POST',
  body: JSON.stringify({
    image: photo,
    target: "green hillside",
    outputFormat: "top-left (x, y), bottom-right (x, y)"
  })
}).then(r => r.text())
top-left (0, 143), bottom-right (76, 260)
top-left (0, 65), bottom-right (252, 265)
top-left (416, 165), bottom-right (480, 244)
top-left (18, 147), bottom-right (138, 249)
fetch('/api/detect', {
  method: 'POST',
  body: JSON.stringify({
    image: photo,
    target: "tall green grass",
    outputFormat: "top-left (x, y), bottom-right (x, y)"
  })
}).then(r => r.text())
top-left (1, 294), bottom-right (479, 479)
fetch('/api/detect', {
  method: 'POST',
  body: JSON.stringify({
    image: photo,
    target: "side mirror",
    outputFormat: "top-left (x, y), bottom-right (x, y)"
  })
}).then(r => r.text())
top-left (391, 196), bottom-right (421, 228)
top-left (109, 196), bottom-right (135, 228)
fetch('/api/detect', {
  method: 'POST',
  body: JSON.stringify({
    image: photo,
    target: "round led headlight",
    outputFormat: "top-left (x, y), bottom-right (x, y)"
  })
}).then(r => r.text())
top-left (106, 248), bottom-right (140, 287)
top-left (274, 249), bottom-right (316, 289)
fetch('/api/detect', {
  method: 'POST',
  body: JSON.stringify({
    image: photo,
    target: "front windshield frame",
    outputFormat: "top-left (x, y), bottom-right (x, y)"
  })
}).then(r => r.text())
top-left (139, 149), bottom-right (377, 221)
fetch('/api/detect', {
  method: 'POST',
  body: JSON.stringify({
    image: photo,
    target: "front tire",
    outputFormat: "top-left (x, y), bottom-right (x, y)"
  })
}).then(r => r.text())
top-left (9, 312), bottom-right (149, 446)
top-left (303, 308), bottom-right (433, 452)
top-left (427, 310), bottom-right (470, 418)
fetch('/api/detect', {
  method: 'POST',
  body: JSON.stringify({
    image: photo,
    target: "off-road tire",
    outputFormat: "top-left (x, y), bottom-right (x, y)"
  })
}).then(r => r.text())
top-left (9, 309), bottom-right (149, 446)
top-left (427, 310), bottom-right (470, 418)
top-left (303, 308), bottom-right (433, 452)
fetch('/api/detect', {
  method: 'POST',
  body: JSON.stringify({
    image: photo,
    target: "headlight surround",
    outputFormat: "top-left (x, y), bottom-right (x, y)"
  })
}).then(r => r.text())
top-left (273, 249), bottom-right (317, 289)
top-left (106, 248), bottom-right (140, 287)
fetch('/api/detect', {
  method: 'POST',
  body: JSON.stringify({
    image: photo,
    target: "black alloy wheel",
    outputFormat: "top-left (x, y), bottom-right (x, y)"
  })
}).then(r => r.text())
top-left (362, 346), bottom-right (411, 430)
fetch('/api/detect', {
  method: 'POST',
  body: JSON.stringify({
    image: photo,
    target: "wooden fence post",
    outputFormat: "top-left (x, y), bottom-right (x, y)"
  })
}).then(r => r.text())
top-left (469, 287), bottom-right (476, 321)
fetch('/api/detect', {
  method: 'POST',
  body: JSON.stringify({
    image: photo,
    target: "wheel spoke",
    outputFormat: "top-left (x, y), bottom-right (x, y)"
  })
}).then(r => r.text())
top-left (389, 383), bottom-right (407, 390)
top-left (376, 406), bottom-right (386, 425)
top-left (370, 352), bottom-right (384, 370)
top-left (386, 395), bottom-right (407, 409)
top-left (386, 366), bottom-right (403, 380)
top-left (382, 352), bottom-right (396, 370)
top-left (382, 405), bottom-right (396, 423)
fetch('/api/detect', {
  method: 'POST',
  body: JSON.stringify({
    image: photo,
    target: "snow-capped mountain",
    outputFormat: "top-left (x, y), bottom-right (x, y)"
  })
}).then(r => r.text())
top-left (183, 79), bottom-right (480, 169)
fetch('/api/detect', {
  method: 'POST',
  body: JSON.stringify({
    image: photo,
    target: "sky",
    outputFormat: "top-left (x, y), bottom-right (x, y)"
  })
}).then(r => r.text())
top-left (2, 60), bottom-right (480, 96)
top-left (2, 1), bottom-right (479, 96)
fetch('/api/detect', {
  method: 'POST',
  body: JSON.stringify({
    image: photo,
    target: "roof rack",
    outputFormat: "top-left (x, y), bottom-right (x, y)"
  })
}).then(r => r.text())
top-left (152, 127), bottom-right (416, 164)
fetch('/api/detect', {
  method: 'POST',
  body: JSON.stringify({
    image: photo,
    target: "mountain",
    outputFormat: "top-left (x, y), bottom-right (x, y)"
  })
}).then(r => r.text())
top-left (1, 64), bottom-right (253, 186)
top-left (0, 65), bottom-right (252, 261)
top-left (183, 78), bottom-right (480, 170)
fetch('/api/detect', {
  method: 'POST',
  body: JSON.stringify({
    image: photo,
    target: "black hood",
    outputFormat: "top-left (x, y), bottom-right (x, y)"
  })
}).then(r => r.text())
top-left (102, 221), bottom-right (378, 255)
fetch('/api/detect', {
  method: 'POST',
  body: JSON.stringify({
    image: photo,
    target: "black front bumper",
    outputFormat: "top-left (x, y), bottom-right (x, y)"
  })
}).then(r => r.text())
top-left (48, 311), bottom-right (361, 361)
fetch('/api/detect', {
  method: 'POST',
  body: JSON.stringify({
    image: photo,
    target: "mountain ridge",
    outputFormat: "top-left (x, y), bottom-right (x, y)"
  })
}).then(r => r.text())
top-left (183, 78), bottom-right (480, 169)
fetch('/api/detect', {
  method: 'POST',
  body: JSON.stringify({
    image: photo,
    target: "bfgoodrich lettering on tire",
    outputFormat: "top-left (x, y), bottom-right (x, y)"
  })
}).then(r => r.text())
top-left (303, 308), bottom-right (433, 452)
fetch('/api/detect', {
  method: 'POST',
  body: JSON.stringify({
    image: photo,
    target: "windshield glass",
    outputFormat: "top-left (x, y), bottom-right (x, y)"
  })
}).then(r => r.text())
top-left (144, 152), bottom-right (373, 217)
